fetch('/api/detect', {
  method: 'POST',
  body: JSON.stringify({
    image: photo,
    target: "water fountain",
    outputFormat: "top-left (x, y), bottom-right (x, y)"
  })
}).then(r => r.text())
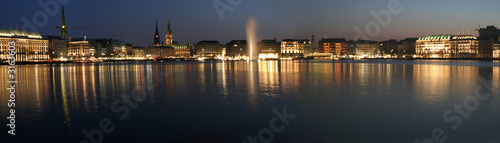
top-left (246, 17), bottom-right (257, 60)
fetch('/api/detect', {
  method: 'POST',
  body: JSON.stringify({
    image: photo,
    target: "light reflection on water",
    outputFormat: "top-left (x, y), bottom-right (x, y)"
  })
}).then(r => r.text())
top-left (0, 60), bottom-right (499, 142)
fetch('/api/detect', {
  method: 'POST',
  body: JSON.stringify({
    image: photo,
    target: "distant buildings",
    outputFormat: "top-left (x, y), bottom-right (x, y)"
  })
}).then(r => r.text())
top-left (0, 29), bottom-right (50, 61)
top-left (195, 41), bottom-right (224, 59)
top-left (281, 39), bottom-right (310, 58)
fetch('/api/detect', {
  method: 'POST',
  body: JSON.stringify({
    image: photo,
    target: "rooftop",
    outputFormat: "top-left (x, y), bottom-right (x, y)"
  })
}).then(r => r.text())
top-left (418, 34), bottom-right (452, 41)
top-left (319, 38), bottom-right (347, 43)
top-left (0, 29), bottom-right (43, 39)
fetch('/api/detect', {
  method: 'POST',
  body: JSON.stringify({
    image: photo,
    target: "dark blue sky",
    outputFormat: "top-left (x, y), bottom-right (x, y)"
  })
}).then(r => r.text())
top-left (1, 0), bottom-right (499, 46)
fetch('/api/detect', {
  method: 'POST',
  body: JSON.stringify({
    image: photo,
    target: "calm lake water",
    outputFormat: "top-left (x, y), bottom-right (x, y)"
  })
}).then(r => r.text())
top-left (1, 60), bottom-right (500, 143)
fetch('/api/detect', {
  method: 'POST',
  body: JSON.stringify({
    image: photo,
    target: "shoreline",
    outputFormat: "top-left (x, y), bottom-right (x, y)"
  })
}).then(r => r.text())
top-left (1, 58), bottom-right (499, 65)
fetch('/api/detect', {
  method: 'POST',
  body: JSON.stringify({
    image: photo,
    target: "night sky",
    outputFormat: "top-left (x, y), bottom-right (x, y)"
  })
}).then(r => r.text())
top-left (1, 0), bottom-right (499, 46)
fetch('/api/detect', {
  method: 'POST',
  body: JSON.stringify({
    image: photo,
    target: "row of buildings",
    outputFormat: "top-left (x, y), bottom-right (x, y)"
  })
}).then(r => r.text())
top-left (1, 22), bottom-right (499, 62)
top-left (1, 5), bottom-right (498, 62)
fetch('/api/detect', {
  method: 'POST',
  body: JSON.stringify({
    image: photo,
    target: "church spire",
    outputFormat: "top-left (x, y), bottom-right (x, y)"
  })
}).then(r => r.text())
top-left (154, 20), bottom-right (160, 45)
top-left (167, 19), bottom-right (171, 34)
top-left (60, 4), bottom-right (68, 39)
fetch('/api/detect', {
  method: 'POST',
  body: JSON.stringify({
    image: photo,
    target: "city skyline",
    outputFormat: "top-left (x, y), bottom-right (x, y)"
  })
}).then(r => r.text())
top-left (1, 0), bottom-right (500, 47)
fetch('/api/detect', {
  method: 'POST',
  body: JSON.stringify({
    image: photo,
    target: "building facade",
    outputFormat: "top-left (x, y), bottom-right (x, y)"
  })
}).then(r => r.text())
top-left (0, 29), bottom-right (49, 61)
top-left (478, 26), bottom-right (500, 58)
top-left (258, 39), bottom-right (280, 60)
top-left (68, 41), bottom-right (90, 59)
top-left (151, 45), bottom-right (175, 58)
top-left (379, 39), bottom-right (398, 57)
top-left (398, 38), bottom-right (418, 58)
top-left (225, 40), bottom-right (249, 59)
top-left (416, 34), bottom-right (479, 58)
top-left (172, 43), bottom-right (193, 58)
top-left (494, 43), bottom-right (500, 58)
top-left (195, 41), bottom-right (224, 59)
top-left (44, 35), bottom-right (68, 60)
top-left (318, 38), bottom-right (348, 56)
top-left (416, 35), bottom-right (452, 58)
top-left (281, 39), bottom-right (310, 58)
top-left (355, 40), bottom-right (378, 57)
top-left (451, 35), bottom-right (479, 58)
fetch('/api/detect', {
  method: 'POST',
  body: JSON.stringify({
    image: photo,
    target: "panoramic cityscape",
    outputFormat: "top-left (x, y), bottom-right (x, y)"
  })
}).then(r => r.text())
top-left (1, 0), bottom-right (500, 143)
top-left (1, 1), bottom-right (500, 63)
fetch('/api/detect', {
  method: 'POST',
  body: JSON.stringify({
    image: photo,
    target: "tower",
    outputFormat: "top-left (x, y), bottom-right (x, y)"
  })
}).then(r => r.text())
top-left (165, 19), bottom-right (173, 46)
top-left (154, 20), bottom-right (160, 45)
top-left (60, 5), bottom-right (68, 39)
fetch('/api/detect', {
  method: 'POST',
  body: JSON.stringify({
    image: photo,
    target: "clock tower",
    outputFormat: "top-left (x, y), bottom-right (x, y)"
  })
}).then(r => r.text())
top-left (165, 19), bottom-right (173, 46)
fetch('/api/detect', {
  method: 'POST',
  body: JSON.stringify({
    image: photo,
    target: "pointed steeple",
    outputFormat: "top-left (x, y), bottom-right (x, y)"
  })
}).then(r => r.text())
top-left (167, 19), bottom-right (171, 34)
top-left (154, 20), bottom-right (160, 45)
top-left (60, 4), bottom-right (68, 39)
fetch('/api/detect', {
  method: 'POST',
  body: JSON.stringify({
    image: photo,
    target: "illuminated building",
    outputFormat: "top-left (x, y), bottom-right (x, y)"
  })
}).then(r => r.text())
top-left (165, 19), bottom-right (173, 46)
top-left (355, 40), bottom-right (378, 57)
top-left (318, 38), bottom-right (348, 56)
top-left (451, 35), bottom-right (479, 58)
top-left (416, 35), bottom-right (452, 58)
top-left (281, 39), bottom-right (310, 58)
top-left (153, 20), bottom-right (160, 45)
top-left (131, 46), bottom-right (145, 58)
top-left (110, 40), bottom-right (133, 58)
top-left (226, 40), bottom-right (249, 59)
top-left (151, 45), bottom-right (175, 58)
top-left (68, 40), bottom-right (90, 59)
top-left (494, 43), bottom-right (500, 58)
top-left (172, 43), bottom-right (194, 58)
top-left (258, 39), bottom-right (280, 60)
top-left (195, 40), bottom-right (224, 59)
top-left (0, 29), bottom-right (49, 61)
top-left (44, 35), bottom-right (68, 60)
top-left (416, 34), bottom-right (479, 58)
